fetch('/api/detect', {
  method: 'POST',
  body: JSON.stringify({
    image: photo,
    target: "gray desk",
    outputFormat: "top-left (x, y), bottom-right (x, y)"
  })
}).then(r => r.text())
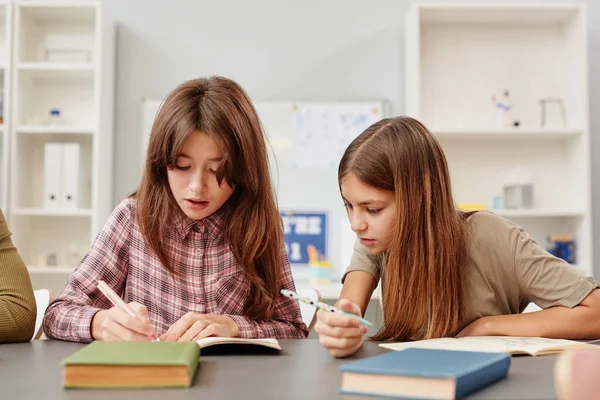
top-left (0, 339), bottom-right (558, 399)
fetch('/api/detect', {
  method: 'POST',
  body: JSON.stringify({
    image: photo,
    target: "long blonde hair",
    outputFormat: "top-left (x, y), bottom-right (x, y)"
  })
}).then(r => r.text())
top-left (135, 76), bottom-right (284, 320)
top-left (339, 116), bottom-right (468, 340)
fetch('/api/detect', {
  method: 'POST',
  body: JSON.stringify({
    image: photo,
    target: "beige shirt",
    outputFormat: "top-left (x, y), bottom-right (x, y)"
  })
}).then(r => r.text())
top-left (344, 211), bottom-right (599, 329)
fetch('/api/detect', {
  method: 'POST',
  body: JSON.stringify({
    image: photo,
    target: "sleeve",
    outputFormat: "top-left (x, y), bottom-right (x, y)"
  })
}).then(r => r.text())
top-left (228, 248), bottom-right (309, 339)
top-left (0, 209), bottom-right (37, 343)
top-left (42, 200), bottom-right (134, 342)
top-left (513, 225), bottom-right (599, 309)
top-left (341, 239), bottom-right (382, 284)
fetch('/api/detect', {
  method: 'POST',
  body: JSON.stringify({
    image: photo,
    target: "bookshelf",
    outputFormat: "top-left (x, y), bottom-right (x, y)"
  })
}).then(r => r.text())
top-left (8, 1), bottom-right (114, 279)
top-left (405, 3), bottom-right (592, 277)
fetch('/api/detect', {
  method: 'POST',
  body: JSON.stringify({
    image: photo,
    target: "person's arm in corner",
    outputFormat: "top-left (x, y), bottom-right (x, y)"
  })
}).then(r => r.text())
top-left (458, 289), bottom-right (600, 339)
top-left (458, 220), bottom-right (600, 339)
top-left (0, 209), bottom-right (36, 343)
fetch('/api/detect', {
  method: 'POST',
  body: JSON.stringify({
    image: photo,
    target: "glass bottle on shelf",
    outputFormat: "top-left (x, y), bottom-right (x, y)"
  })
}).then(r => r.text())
top-left (49, 109), bottom-right (62, 125)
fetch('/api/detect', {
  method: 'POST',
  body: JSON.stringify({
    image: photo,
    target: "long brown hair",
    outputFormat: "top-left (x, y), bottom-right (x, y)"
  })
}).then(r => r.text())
top-left (339, 116), bottom-right (468, 340)
top-left (135, 76), bottom-right (283, 320)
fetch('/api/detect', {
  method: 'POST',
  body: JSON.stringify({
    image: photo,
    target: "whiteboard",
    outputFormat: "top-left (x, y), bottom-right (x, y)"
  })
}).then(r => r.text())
top-left (140, 99), bottom-right (388, 279)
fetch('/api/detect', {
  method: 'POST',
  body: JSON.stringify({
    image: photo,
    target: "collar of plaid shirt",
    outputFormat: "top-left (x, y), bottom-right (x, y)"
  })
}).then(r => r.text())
top-left (172, 203), bottom-right (232, 240)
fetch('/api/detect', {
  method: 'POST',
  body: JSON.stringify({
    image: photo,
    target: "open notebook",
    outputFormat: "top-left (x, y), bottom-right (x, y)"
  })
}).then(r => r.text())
top-left (196, 337), bottom-right (281, 351)
top-left (380, 336), bottom-right (598, 356)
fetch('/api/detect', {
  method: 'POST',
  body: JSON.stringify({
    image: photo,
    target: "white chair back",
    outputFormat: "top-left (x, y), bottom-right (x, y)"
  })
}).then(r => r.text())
top-left (32, 289), bottom-right (52, 340)
top-left (296, 287), bottom-right (321, 331)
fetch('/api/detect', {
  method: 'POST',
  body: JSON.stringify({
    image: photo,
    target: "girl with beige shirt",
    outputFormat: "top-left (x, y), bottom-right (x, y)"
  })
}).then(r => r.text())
top-left (316, 116), bottom-right (600, 358)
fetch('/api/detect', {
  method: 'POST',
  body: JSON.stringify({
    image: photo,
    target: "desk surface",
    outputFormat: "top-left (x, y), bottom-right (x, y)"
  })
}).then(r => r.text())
top-left (0, 339), bottom-right (559, 399)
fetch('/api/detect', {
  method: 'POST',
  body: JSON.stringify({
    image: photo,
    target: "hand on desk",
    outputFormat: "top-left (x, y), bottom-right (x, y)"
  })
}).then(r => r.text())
top-left (456, 316), bottom-right (494, 338)
top-left (161, 313), bottom-right (239, 342)
top-left (91, 302), bottom-right (157, 341)
top-left (315, 299), bottom-right (368, 358)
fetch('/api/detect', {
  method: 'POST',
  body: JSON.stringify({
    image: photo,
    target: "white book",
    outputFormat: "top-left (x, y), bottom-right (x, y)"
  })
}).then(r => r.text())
top-left (62, 143), bottom-right (80, 210)
top-left (379, 336), bottom-right (597, 356)
top-left (195, 337), bottom-right (281, 351)
top-left (44, 143), bottom-right (63, 210)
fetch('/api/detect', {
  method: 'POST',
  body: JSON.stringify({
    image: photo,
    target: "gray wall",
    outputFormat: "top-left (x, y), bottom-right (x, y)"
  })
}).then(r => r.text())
top-left (106, 0), bottom-right (600, 276)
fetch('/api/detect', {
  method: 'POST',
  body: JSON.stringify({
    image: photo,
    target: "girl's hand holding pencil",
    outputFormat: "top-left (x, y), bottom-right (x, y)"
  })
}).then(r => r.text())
top-left (281, 288), bottom-right (371, 359)
top-left (91, 280), bottom-right (158, 342)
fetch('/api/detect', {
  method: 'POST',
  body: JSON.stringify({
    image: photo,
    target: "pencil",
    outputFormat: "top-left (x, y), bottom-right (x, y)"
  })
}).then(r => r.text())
top-left (281, 288), bottom-right (373, 326)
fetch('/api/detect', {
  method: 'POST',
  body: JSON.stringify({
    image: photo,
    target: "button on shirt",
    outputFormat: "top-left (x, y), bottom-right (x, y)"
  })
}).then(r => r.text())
top-left (43, 198), bottom-right (308, 342)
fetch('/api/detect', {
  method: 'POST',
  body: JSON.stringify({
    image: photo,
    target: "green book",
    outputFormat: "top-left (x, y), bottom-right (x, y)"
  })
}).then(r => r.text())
top-left (62, 341), bottom-right (200, 389)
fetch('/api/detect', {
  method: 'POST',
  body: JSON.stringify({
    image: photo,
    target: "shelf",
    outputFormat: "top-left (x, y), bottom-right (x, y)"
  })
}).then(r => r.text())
top-left (13, 208), bottom-right (93, 217)
top-left (28, 266), bottom-right (76, 274)
top-left (433, 129), bottom-right (583, 141)
top-left (18, 2), bottom-right (96, 23)
top-left (18, 62), bottom-right (93, 71)
top-left (18, 63), bottom-right (94, 79)
top-left (491, 209), bottom-right (585, 218)
top-left (419, 4), bottom-right (580, 25)
top-left (17, 125), bottom-right (94, 135)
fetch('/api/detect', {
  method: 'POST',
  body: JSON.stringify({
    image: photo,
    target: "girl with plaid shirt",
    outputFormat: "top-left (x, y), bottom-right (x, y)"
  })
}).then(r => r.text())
top-left (43, 77), bottom-right (308, 342)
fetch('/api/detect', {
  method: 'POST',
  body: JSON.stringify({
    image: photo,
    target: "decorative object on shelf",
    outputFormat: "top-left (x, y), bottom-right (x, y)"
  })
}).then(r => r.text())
top-left (44, 142), bottom-right (82, 210)
top-left (547, 234), bottom-right (576, 264)
top-left (502, 167), bottom-right (534, 209)
top-left (457, 203), bottom-right (485, 211)
top-left (539, 97), bottom-right (566, 128)
top-left (492, 192), bottom-right (503, 209)
top-left (503, 184), bottom-right (533, 209)
top-left (40, 252), bottom-right (58, 267)
top-left (307, 244), bottom-right (331, 286)
top-left (491, 90), bottom-right (519, 129)
top-left (48, 108), bottom-right (63, 125)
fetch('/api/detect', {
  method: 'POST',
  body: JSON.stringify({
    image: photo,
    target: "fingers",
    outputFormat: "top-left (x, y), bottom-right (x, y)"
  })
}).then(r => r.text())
top-left (128, 302), bottom-right (150, 323)
top-left (337, 298), bottom-right (362, 316)
top-left (109, 306), bottom-right (154, 337)
top-left (193, 324), bottom-right (219, 341)
top-left (319, 333), bottom-right (365, 358)
top-left (102, 314), bottom-right (152, 341)
top-left (128, 302), bottom-right (157, 338)
top-left (162, 312), bottom-right (197, 342)
top-left (179, 320), bottom-right (210, 342)
top-left (316, 299), bottom-right (368, 358)
top-left (314, 319), bottom-right (366, 339)
top-left (317, 309), bottom-right (361, 328)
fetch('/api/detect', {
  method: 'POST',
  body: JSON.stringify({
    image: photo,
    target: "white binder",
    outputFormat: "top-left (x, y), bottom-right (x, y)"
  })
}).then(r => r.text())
top-left (62, 143), bottom-right (80, 210)
top-left (44, 143), bottom-right (63, 210)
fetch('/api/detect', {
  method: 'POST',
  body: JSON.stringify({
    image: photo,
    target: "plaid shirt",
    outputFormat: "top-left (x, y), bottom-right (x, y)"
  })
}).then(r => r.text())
top-left (43, 198), bottom-right (308, 342)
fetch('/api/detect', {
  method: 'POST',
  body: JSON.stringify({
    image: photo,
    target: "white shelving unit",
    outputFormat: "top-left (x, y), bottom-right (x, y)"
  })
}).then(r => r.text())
top-left (8, 1), bottom-right (114, 278)
top-left (0, 1), bottom-right (12, 212)
top-left (405, 3), bottom-right (592, 277)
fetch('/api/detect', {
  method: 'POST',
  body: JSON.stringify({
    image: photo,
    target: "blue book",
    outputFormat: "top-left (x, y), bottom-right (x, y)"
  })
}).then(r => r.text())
top-left (339, 348), bottom-right (511, 399)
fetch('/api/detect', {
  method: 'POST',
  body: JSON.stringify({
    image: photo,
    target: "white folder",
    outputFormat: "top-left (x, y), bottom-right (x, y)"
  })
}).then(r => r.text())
top-left (62, 143), bottom-right (81, 210)
top-left (44, 143), bottom-right (63, 210)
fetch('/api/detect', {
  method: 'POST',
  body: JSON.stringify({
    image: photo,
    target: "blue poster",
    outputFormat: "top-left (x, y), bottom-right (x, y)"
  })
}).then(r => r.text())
top-left (280, 211), bottom-right (328, 265)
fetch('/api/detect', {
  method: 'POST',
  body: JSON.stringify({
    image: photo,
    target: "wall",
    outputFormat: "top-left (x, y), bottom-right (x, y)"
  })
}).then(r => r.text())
top-left (105, 0), bottom-right (600, 276)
